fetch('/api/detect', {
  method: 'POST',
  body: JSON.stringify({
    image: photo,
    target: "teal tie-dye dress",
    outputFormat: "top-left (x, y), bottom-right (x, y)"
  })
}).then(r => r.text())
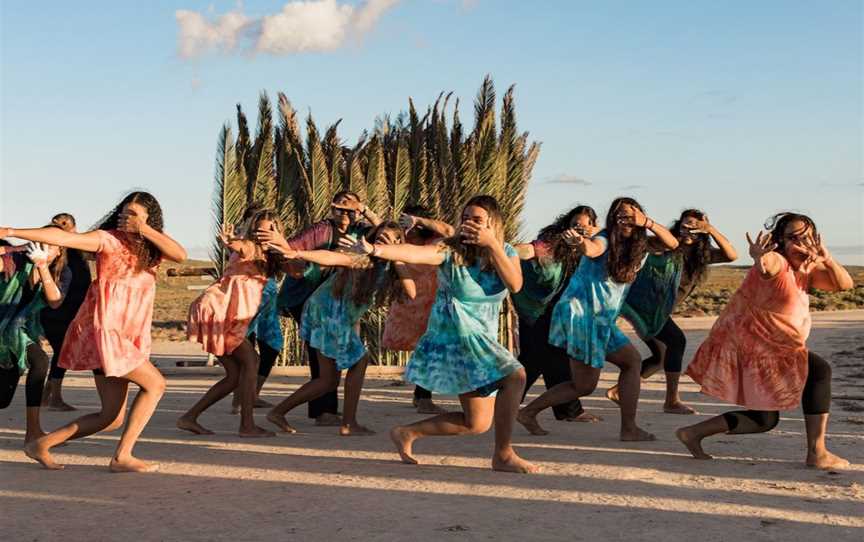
top-left (405, 244), bottom-right (524, 395)
top-left (549, 231), bottom-right (645, 368)
top-left (247, 278), bottom-right (284, 351)
top-left (300, 263), bottom-right (388, 371)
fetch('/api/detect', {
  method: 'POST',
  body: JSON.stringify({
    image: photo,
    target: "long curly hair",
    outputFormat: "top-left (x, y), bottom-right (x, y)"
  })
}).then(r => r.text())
top-left (537, 204), bottom-right (598, 277)
top-left (243, 209), bottom-right (284, 279)
top-left (331, 221), bottom-right (406, 308)
top-left (766, 212), bottom-right (818, 254)
top-left (671, 209), bottom-right (713, 288)
top-left (96, 191), bottom-right (165, 272)
top-left (605, 197), bottom-right (649, 283)
top-left (444, 195), bottom-right (505, 270)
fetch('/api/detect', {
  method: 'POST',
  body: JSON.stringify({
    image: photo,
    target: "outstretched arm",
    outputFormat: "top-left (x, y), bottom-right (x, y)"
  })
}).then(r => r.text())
top-left (1, 227), bottom-right (101, 253)
top-left (275, 245), bottom-right (362, 268)
top-left (746, 231), bottom-right (782, 278)
top-left (355, 237), bottom-right (447, 266)
top-left (120, 213), bottom-right (187, 263)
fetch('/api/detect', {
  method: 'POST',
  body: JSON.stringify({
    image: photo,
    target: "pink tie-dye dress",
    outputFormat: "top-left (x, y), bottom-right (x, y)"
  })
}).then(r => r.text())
top-left (59, 230), bottom-right (160, 377)
top-left (187, 253), bottom-right (267, 356)
top-left (686, 257), bottom-right (811, 411)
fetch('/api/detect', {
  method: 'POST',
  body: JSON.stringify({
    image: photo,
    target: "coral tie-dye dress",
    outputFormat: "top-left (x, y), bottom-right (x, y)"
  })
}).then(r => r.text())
top-left (59, 230), bottom-right (159, 377)
top-left (685, 257), bottom-right (812, 411)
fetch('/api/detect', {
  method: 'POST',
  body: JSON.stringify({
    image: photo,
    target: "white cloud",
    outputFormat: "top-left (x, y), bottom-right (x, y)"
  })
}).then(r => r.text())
top-left (547, 174), bottom-right (591, 185)
top-left (175, 0), bottom-right (402, 59)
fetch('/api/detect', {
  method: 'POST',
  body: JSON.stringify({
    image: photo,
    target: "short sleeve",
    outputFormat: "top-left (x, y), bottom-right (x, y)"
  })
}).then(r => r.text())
top-left (96, 230), bottom-right (122, 254)
top-left (504, 243), bottom-right (518, 258)
top-left (591, 231), bottom-right (609, 254)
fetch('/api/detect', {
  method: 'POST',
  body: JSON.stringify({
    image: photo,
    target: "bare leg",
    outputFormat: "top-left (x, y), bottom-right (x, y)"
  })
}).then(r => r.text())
top-left (231, 341), bottom-right (275, 438)
top-left (268, 351), bottom-right (339, 433)
top-left (518, 359), bottom-right (600, 436)
top-left (606, 344), bottom-right (655, 441)
top-left (177, 357), bottom-right (240, 435)
top-left (663, 372), bottom-right (695, 414)
top-left (608, 339), bottom-right (665, 405)
top-left (804, 413), bottom-right (850, 469)
top-left (675, 415), bottom-right (729, 460)
top-left (491, 369), bottom-right (538, 473)
top-left (340, 356), bottom-right (374, 436)
top-left (390, 393), bottom-right (494, 465)
top-left (25, 374), bottom-right (128, 470)
top-left (109, 361), bottom-right (166, 472)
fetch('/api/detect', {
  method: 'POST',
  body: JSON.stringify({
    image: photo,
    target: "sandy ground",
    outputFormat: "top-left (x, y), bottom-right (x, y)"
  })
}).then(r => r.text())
top-left (2, 311), bottom-right (863, 542)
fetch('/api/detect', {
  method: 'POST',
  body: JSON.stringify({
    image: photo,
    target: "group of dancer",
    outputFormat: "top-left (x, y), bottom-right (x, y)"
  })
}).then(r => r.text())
top-left (0, 188), bottom-right (853, 473)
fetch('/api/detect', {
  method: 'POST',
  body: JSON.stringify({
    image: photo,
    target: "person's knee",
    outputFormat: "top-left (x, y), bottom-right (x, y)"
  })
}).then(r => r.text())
top-left (465, 415), bottom-right (492, 435)
top-left (509, 368), bottom-right (527, 388)
top-left (763, 411), bottom-right (780, 431)
top-left (324, 371), bottom-right (340, 391)
top-left (104, 410), bottom-right (126, 432)
top-left (149, 373), bottom-right (167, 398)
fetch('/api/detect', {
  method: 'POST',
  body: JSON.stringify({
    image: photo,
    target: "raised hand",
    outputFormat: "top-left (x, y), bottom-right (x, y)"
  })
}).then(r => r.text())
top-left (561, 228), bottom-right (585, 248)
top-left (218, 224), bottom-right (236, 245)
top-left (339, 234), bottom-right (374, 256)
top-left (459, 222), bottom-right (496, 248)
top-left (685, 215), bottom-right (711, 234)
top-left (254, 224), bottom-right (285, 248)
top-left (398, 213), bottom-right (417, 232)
top-left (745, 231), bottom-right (777, 260)
top-left (118, 211), bottom-right (146, 234)
top-left (25, 242), bottom-right (49, 265)
top-left (801, 233), bottom-right (832, 273)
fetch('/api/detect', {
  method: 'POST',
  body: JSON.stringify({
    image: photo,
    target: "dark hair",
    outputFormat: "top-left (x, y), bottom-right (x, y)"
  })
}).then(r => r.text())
top-left (671, 209), bottom-right (713, 288)
top-left (537, 204), bottom-right (598, 277)
top-left (96, 191), bottom-right (165, 271)
top-left (332, 221), bottom-right (406, 308)
top-left (766, 212), bottom-right (818, 253)
top-left (332, 190), bottom-right (360, 203)
top-left (605, 197), bottom-right (648, 283)
top-left (41, 224), bottom-right (68, 283)
top-left (51, 213), bottom-right (76, 231)
top-left (444, 195), bottom-right (505, 270)
top-left (245, 209), bottom-right (283, 279)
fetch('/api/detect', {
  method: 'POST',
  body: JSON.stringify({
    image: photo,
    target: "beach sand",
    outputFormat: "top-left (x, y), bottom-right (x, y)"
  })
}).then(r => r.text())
top-left (1, 311), bottom-right (862, 541)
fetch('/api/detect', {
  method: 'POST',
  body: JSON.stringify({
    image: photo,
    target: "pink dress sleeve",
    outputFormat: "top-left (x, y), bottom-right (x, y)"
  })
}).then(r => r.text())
top-left (95, 230), bottom-right (122, 254)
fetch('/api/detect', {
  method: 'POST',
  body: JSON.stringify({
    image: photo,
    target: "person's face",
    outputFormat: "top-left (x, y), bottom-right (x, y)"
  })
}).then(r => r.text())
top-left (614, 203), bottom-right (637, 238)
top-left (330, 196), bottom-right (357, 230)
top-left (375, 228), bottom-right (402, 245)
top-left (461, 205), bottom-right (490, 229)
top-left (45, 244), bottom-right (60, 263)
top-left (570, 213), bottom-right (594, 235)
top-left (679, 215), bottom-right (701, 246)
top-left (254, 219), bottom-right (276, 242)
top-left (123, 202), bottom-right (149, 224)
top-left (781, 220), bottom-right (814, 263)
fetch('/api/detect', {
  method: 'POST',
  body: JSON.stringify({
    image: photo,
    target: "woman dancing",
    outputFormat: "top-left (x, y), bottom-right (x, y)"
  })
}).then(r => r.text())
top-left (382, 205), bottom-right (454, 414)
top-left (179, 209), bottom-right (283, 437)
top-left (676, 213), bottom-right (852, 469)
top-left (40, 213), bottom-right (91, 411)
top-left (352, 195), bottom-right (537, 473)
top-left (610, 210), bottom-right (737, 414)
top-left (0, 235), bottom-right (68, 443)
top-left (4, 191), bottom-right (186, 471)
top-left (517, 197), bottom-right (678, 441)
top-left (513, 204), bottom-right (600, 422)
top-left (266, 221), bottom-right (415, 436)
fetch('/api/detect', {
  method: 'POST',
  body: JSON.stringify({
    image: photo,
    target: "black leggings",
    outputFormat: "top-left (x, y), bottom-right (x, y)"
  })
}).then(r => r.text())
top-left (287, 305), bottom-right (339, 418)
top-left (43, 321), bottom-right (70, 381)
top-left (722, 352), bottom-right (832, 434)
top-left (642, 318), bottom-right (686, 374)
top-left (255, 336), bottom-right (279, 379)
top-left (413, 386), bottom-right (432, 400)
top-left (0, 344), bottom-right (50, 409)
top-left (518, 316), bottom-right (584, 420)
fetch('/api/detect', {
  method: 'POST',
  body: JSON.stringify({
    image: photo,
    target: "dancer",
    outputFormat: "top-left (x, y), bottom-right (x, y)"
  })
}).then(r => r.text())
top-left (179, 209), bottom-right (283, 437)
top-left (0, 235), bottom-right (68, 443)
top-left (353, 195), bottom-right (537, 473)
top-left (40, 213), bottom-right (92, 411)
top-left (382, 205), bottom-right (453, 414)
top-left (609, 210), bottom-right (737, 414)
top-left (4, 191), bottom-right (187, 471)
top-left (676, 213), bottom-right (852, 469)
top-left (513, 204), bottom-right (600, 423)
top-left (266, 221), bottom-right (415, 436)
top-left (260, 190), bottom-right (381, 426)
top-left (517, 197), bottom-right (678, 440)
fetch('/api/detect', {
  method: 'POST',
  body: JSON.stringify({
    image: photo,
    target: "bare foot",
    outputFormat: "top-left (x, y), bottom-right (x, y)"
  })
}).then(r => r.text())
top-left (109, 456), bottom-right (158, 473)
top-left (47, 401), bottom-right (77, 412)
top-left (24, 431), bottom-right (47, 444)
top-left (807, 450), bottom-right (851, 470)
top-left (239, 425), bottom-right (276, 438)
top-left (416, 398), bottom-right (447, 414)
top-left (266, 412), bottom-right (297, 433)
top-left (492, 451), bottom-right (540, 473)
top-left (339, 423), bottom-right (375, 436)
top-left (517, 409), bottom-right (549, 436)
top-left (177, 417), bottom-right (215, 435)
top-left (315, 412), bottom-right (342, 426)
top-left (562, 412), bottom-right (602, 423)
top-left (620, 426), bottom-right (657, 442)
top-left (254, 398), bottom-right (273, 408)
top-left (24, 440), bottom-right (64, 470)
top-left (675, 427), bottom-right (712, 459)
top-left (390, 426), bottom-right (418, 465)
top-left (606, 385), bottom-right (621, 405)
top-left (664, 402), bottom-right (696, 415)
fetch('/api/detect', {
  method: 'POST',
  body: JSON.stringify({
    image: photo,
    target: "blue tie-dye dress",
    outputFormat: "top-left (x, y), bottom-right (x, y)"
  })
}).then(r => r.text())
top-left (549, 231), bottom-right (645, 368)
top-left (405, 244), bottom-right (524, 395)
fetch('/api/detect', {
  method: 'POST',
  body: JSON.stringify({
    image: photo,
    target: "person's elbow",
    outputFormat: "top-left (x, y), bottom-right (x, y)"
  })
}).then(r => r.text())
top-left (167, 247), bottom-right (188, 263)
top-left (508, 276), bottom-right (523, 294)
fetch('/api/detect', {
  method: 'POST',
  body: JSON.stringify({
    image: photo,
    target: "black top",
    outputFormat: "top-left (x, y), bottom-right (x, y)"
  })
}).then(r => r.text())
top-left (41, 250), bottom-right (92, 327)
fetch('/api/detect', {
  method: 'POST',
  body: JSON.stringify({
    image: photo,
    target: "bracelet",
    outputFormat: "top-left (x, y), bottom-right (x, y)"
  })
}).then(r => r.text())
top-left (370, 245), bottom-right (381, 258)
top-left (645, 218), bottom-right (654, 229)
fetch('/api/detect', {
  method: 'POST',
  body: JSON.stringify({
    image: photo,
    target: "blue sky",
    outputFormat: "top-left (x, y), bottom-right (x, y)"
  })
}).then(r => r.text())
top-left (2, 1), bottom-right (862, 263)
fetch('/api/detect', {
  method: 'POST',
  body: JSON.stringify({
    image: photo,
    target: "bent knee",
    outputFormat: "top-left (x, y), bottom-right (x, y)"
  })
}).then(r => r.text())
top-left (466, 418), bottom-right (493, 435)
top-left (104, 412), bottom-right (126, 432)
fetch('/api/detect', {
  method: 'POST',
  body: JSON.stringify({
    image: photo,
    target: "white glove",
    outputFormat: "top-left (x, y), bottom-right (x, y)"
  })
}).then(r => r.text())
top-left (25, 242), bottom-right (49, 265)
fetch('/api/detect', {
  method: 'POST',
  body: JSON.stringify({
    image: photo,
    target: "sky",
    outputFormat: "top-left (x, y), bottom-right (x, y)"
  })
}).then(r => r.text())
top-left (1, 1), bottom-right (862, 264)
